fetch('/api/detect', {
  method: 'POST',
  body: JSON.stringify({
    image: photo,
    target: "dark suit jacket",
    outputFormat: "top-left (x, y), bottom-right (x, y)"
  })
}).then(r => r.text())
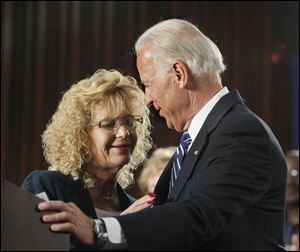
top-left (22, 170), bottom-right (134, 250)
top-left (115, 90), bottom-right (287, 250)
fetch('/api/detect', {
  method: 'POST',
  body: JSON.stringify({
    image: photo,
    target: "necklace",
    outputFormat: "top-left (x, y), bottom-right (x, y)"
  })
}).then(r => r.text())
top-left (99, 187), bottom-right (117, 201)
top-left (100, 194), bottom-right (114, 200)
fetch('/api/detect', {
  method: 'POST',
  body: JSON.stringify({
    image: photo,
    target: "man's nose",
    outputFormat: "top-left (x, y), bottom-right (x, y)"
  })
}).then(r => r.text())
top-left (144, 90), bottom-right (153, 105)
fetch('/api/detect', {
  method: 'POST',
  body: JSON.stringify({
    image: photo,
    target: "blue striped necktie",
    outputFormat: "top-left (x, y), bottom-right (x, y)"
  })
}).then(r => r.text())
top-left (169, 131), bottom-right (192, 193)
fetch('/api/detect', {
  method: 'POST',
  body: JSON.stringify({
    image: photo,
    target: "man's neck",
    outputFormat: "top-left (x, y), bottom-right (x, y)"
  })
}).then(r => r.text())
top-left (187, 74), bottom-right (223, 125)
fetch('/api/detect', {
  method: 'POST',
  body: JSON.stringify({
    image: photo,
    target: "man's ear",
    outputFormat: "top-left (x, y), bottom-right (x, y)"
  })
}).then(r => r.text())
top-left (171, 61), bottom-right (188, 88)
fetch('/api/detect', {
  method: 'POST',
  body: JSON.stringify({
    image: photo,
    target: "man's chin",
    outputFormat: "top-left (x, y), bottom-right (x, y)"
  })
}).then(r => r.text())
top-left (165, 119), bottom-right (174, 130)
top-left (164, 117), bottom-right (184, 132)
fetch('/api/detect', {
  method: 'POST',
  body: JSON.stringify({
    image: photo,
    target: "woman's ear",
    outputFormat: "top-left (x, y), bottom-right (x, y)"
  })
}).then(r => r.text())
top-left (171, 61), bottom-right (188, 88)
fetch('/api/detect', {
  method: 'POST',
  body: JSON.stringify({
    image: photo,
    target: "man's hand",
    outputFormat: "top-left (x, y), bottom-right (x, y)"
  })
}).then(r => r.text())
top-left (38, 201), bottom-right (94, 245)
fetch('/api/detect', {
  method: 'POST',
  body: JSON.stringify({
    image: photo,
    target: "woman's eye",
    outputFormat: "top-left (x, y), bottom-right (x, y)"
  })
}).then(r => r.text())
top-left (102, 120), bottom-right (116, 129)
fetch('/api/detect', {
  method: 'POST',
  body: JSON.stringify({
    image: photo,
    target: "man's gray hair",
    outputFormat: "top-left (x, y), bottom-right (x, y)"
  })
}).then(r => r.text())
top-left (135, 19), bottom-right (226, 79)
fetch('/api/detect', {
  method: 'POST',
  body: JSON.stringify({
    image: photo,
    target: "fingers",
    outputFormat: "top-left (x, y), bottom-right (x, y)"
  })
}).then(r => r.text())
top-left (38, 200), bottom-right (75, 211)
top-left (129, 202), bottom-right (150, 212)
top-left (146, 192), bottom-right (157, 197)
top-left (42, 210), bottom-right (72, 223)
top-left (138, 193), bottom-right (157, 203)
top-left (50, 222), bottom-right (75, 233)
top-left (120, 193), bottom-right (156, 215)
top-left (143, 192), bottom-right (157, 205)
top-left (37, 200), bottom-right (94, 245)
top-left (38, 201), bottom-right (78, 225)
top-left (131, 193), bottom-right (156, 207)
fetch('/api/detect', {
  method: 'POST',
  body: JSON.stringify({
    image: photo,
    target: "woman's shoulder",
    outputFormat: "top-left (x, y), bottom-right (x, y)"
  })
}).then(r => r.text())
top-left (23, 169), bottom-right (73, 183)
top-left (21, 169), bottom-right (74, 195)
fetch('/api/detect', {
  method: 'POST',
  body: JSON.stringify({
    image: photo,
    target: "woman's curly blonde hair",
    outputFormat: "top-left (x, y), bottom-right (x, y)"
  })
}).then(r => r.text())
top-left (42, 69), bottom-right (152, 189)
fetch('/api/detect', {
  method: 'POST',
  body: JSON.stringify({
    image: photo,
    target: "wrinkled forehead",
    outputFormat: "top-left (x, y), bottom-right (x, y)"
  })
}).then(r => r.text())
top-left (90, 95), bottom-right (134, 121)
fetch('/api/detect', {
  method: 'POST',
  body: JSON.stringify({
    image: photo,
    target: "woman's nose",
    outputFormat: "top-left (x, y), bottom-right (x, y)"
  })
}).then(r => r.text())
top-left (115, 124), bottom-right (130, 138)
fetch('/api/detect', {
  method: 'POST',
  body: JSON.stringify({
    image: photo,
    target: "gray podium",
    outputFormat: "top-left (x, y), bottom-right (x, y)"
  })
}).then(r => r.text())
top-left (1, 179), bottom-right (69, 251)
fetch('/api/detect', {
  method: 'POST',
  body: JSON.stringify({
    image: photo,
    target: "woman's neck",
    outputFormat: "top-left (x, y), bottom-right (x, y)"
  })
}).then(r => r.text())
top-left (85, 165), bottom-right (121, 211)
top-left (93, 177), bottom-right (117, 199)
top-left (89, 182), bottom-right (121, 211)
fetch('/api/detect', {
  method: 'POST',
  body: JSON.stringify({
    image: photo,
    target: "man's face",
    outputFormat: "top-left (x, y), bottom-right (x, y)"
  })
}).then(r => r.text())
top-left (136, 49), bottom-right (187, 131)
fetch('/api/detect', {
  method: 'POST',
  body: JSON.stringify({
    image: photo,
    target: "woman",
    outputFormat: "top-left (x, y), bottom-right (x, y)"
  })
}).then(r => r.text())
top-left (22, 69), bottom-right (154, 250)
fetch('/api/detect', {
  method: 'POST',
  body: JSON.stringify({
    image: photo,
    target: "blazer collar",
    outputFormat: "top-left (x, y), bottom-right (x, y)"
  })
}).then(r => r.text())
top-left (58, 174), bottom-right (134, 218)
top-left (155, 90), bottom-right (245, 203)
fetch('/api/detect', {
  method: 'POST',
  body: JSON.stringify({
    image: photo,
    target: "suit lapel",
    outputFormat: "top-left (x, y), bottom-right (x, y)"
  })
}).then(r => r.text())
top-left (168, 124), bottom-right (208, 201)
top-left (154, 157), bottom-right (173, 205)
top-left (166, 90), bottom-right (245, 202)
top-left (66, 180), bottom-right (97, 218)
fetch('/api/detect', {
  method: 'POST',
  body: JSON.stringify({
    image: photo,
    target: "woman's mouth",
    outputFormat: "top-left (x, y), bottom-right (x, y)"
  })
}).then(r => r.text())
top-left (111, 144), bottom-right (131, 154)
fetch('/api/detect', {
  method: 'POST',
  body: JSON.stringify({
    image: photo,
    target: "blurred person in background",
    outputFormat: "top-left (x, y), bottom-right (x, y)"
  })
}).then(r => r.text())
top-left (284, 150), bottom-right (299, 251)
top-left (137, 146), bottom-right (176, 194)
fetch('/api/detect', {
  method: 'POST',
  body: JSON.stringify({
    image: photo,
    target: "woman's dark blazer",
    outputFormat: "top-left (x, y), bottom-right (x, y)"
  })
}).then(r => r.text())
top-left (22, 170), bottom-right (134, 250)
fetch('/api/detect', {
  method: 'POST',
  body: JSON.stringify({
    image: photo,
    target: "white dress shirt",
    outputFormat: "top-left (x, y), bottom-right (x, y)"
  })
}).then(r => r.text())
top-left (188, 87), bottom-right (229, 148)
top-left (95, 208), bottom-right (127, 249)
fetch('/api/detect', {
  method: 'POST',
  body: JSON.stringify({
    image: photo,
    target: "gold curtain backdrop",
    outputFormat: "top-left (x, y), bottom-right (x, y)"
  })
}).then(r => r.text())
top-left (1, 1), bottom-right (298, 186)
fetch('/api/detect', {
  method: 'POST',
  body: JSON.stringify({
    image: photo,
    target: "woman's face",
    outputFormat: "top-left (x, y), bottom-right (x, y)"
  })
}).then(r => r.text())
top-left (87, 105), bottom-right (138, 174)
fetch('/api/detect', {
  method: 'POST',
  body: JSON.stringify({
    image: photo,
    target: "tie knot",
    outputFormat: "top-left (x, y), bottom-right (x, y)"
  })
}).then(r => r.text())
top-left (180, 131), bottom-right (192, 145)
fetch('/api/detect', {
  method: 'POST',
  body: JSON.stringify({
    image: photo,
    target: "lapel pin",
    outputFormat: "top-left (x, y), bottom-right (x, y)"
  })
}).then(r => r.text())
top-left (194, 150), bottom-right (199, 155)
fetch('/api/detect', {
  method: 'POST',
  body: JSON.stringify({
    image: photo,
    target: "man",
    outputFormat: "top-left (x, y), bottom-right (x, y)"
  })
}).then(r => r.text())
top-left (37, 19), bottom-right (287, 250)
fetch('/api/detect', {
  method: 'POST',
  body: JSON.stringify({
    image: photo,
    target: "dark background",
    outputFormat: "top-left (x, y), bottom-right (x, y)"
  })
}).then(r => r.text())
top-left (1, 1), bottom-right (299, 192)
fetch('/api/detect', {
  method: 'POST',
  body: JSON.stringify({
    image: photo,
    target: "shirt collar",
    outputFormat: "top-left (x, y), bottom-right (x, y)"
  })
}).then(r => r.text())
top-left (188, 87), bottom-right (229, 144)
